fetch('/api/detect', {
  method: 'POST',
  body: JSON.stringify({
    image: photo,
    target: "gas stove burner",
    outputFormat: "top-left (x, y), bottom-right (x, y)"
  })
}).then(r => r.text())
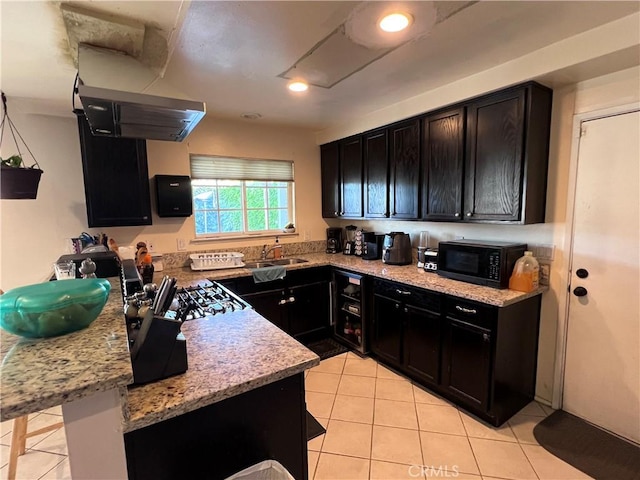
top-left (167, 281), bottom-right (251, 321)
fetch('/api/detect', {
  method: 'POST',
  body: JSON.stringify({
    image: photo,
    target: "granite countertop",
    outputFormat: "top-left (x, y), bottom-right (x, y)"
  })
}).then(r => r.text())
top-left (124, 308), bottom-right (319, 432)
top-left (161, 252), bottom-right (545, 307)
top-left (1, 277), bottom-right (319, 429)
top-left (0, 278), bottom-right (133, 422)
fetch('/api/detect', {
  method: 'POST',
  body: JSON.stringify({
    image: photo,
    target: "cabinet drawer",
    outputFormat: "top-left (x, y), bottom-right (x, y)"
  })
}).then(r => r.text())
top-left (373, 279), bottom-right (440, 313)
top-left (444, 297), bottom-right (495, 330)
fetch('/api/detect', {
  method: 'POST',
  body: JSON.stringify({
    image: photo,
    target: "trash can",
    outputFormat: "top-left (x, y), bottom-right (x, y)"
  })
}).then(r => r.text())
top-left (224, 460), bottom-right (295, 480)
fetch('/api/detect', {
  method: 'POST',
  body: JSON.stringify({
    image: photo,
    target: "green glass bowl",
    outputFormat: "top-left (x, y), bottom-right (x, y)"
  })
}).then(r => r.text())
top-left (0, 279), bottom-right (111, 338)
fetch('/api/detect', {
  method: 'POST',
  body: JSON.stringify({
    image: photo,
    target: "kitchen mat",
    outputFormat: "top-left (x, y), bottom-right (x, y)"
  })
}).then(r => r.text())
top-left (533, 410), bottom-right (640, 480)
top-left (306, 411), bottom-right (325, 441)
top-left (305, 338), bottom-right (348, 360)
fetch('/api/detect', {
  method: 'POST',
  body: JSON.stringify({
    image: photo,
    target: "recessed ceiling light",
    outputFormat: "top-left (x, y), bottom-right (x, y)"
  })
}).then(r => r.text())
top-left (287, 81), bottom-right (309, 92)
top-left (241, 112), bottom-right (262, 120)
top-left (379, 12), bottom-right (412, 33)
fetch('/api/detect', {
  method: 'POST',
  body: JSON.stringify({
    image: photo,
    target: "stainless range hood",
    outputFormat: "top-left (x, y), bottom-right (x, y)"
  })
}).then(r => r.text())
top-left (77, 45), bottom-right (206, 142)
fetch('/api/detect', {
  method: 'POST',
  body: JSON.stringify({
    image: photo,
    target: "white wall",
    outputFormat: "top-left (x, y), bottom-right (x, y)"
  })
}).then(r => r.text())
top-left (0, 114), bottom-right (325, 291)
top-left (0, 114), bottom-right (87, 291)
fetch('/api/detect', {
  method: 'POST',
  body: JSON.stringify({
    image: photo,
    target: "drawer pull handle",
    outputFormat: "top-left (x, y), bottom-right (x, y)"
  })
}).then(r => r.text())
top-left (395, 289), bottom-right (411, 295)
top-left (483, 333), bottom-right (490, 342)
top-left (455, 305), bottom-right (477, 314)
top-left (278, 299), bottom-right (288, 305)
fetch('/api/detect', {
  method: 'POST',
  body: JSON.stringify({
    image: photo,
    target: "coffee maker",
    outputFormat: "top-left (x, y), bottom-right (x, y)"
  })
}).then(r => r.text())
top-left (343, 225), bottom-right (357, 255)
top-left (326, 227), bottom-right (343, 254)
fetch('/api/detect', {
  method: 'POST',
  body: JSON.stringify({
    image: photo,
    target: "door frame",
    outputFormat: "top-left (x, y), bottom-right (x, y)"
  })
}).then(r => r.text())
top-left (551, 102), bottom-right (640, 409)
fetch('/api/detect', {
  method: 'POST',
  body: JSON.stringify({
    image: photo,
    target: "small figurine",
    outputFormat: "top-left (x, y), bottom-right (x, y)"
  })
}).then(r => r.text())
top-left (79, 258), bottom-right (97, 278)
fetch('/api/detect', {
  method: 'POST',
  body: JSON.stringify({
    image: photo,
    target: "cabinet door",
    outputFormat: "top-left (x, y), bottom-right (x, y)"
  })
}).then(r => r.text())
top-left (242, 289), bottom-right (288, 332)
top-left (321, 142), bottom-right (340, 218)
top-left (404, 304), bottom-right (441, 386)
top-left (340, 137), bottom-right (363, 218)
top-left (77, 113), bottom-right (152, 227)
top-left (364, 129), bottom-right (389, 218)
top-left (371, 294), bottom-right (403, 368)
top-left (288, 281), bottom-right (330, 338)
top-left (464, 89), bottom-right (525, 222)
top-left (389, 119), bottom-right (420, 219)
top-left (441, 318), bottom-right (492, 410)
top-left (421, 108), bottom-right (465, 221)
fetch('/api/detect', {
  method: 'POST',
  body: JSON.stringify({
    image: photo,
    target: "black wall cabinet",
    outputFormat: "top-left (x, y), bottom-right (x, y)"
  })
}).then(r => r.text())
top-left (76, 112), bottom-right (152, 227)
top-left (320, 81), bottom-right (552, 224)
top-left (320, 138), bottom-right (363, 218)
top-left (389, 119), bottom-right (421, 219)
top-left (421, 107), bottom-right (465, 220)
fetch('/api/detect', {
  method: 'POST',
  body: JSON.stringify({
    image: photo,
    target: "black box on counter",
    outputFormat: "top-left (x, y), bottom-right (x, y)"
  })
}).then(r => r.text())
top-left (56, 251), bottom-right (120, 278)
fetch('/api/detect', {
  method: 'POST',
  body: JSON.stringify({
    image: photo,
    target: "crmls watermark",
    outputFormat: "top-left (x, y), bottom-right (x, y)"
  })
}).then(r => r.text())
top-left (408, 464), bottom-right (460, 478)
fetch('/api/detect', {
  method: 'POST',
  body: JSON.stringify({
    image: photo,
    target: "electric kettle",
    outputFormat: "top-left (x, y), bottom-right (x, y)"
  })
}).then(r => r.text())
top-left (382, 232), bottom-right (413, 265)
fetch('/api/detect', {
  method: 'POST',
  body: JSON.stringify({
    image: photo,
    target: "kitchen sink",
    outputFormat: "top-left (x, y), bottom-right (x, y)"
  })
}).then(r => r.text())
top-left (269, 258), bottom-right (309, 265)
top-left (244, 261), bottom-right (276, 269)
top-left (244, 258), bottom-right (309, 269)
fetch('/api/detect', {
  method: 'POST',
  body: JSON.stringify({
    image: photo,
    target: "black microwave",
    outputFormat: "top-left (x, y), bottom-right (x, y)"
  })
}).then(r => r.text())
top-left (437, 240), bottom-right (527, 289)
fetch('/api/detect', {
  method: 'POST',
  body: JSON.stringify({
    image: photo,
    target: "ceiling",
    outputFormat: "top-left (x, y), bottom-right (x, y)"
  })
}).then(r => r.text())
top-left (1, 1), bottom-right (638, 131)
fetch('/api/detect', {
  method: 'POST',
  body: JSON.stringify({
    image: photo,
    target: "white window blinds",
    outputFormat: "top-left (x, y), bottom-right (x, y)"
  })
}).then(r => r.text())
top-left (190, 155), bottom-right (294, 181)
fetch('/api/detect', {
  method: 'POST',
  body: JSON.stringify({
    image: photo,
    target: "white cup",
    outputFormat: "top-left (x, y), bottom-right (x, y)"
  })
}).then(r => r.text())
top-left (54, 261), bottom-right (76, 280)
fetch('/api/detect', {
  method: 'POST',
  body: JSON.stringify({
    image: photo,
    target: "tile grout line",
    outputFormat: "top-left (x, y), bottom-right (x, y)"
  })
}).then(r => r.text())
top-left (36, 453), bottom-right (67, 480)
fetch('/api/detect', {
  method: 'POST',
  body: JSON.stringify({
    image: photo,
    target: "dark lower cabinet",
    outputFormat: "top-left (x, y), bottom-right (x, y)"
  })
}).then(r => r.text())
top-left (288, 281), bottom-right (330, 339)
top-left (125, 374), bottom-right (308, 480)
top-left (371, 280), bottom-right (441, 386)
top-left (404, 304), bottom-right (441, 387)
top-left (242, 288), bottom-right (288, 332)
top-left (371, 293), bottom-right (403, 367)
top-left (233, 267), bottom-right (331, 343)
top-left (370, 278), bottom-right (541, 426)
top-left (76, 111), bottom-right (152, 227)
top-left (441, 317), bottom-right (492, 410)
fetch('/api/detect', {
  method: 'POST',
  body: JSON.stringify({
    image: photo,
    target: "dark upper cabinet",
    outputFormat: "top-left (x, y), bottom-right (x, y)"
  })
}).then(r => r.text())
top-left (340, 137), bottom-right (364, 218)
top-left (421, 107), bottom-right (465, 221)
top-left (321, 138), bottom-right (363, 218)
top-left (389, 119), bottom-right (420, 219)
top-left (464, 83), bottom-right (552, 223)
top-left (76, 112), bottom-right (152, 227)
top-left (364, 129), bottom-right (389, 218)
top-left (321, 143), bottom-right (340, 218)
top-left (321, 81), bottom-right (552, 224)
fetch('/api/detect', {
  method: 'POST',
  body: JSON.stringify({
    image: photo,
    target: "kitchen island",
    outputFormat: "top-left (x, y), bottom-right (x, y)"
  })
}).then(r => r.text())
top-left (1, 278), bottom-right (320, 479)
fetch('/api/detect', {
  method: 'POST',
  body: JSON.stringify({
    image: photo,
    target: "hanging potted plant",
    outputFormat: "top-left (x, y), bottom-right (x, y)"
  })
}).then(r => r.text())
top-left (0, 91), bottom-right (43, 199)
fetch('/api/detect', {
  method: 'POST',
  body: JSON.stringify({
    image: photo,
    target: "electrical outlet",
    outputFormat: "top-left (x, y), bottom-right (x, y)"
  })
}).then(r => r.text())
top-left (147, 240), bottom-right (155, 252)
top-left (539, 263), bottom-right (551, 286)
top-left (303, 230), bottom-right (310, 241)
top-left (529, 244), bottom-right (555, 262)
top-left (177, 238), bottom-right (187, 251)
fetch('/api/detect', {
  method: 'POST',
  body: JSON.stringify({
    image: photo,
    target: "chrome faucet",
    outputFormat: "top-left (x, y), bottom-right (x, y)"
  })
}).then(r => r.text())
top-left (261, 238), bottom-right (283, 259)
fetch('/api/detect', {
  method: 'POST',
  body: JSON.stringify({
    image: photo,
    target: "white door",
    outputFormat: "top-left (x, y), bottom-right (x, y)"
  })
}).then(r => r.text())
top-left (563, 110), bottom-right (640, 443)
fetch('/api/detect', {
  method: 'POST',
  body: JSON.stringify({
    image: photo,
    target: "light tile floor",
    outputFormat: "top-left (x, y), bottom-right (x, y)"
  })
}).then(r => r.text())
top-left (0, 352), bottom-right (592, 480)
top-left (305, 352), bottom-right (593, 480)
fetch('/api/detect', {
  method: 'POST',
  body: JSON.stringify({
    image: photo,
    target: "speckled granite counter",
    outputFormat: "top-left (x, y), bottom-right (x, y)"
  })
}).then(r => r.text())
top-left (0, 278), bottom-right (133, 422)
top-left (125, 308), bottom-right (319, 432)
top-left (1, 277), bottom-right (319, 431)
top-left (160, 252), bottom-right (545, 307)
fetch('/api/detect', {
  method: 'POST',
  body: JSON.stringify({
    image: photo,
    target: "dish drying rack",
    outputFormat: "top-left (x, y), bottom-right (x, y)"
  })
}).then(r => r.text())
top-left (190, 252), bottom-right (245, 271)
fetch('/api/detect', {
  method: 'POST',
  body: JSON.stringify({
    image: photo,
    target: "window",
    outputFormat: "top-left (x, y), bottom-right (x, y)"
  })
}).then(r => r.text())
top-left (190, 155), bottom-right (294, 237)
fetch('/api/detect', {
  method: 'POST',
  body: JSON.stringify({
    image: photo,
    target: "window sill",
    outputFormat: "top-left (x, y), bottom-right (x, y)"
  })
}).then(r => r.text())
top-left (192, 232), bottom-right (299, 243)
